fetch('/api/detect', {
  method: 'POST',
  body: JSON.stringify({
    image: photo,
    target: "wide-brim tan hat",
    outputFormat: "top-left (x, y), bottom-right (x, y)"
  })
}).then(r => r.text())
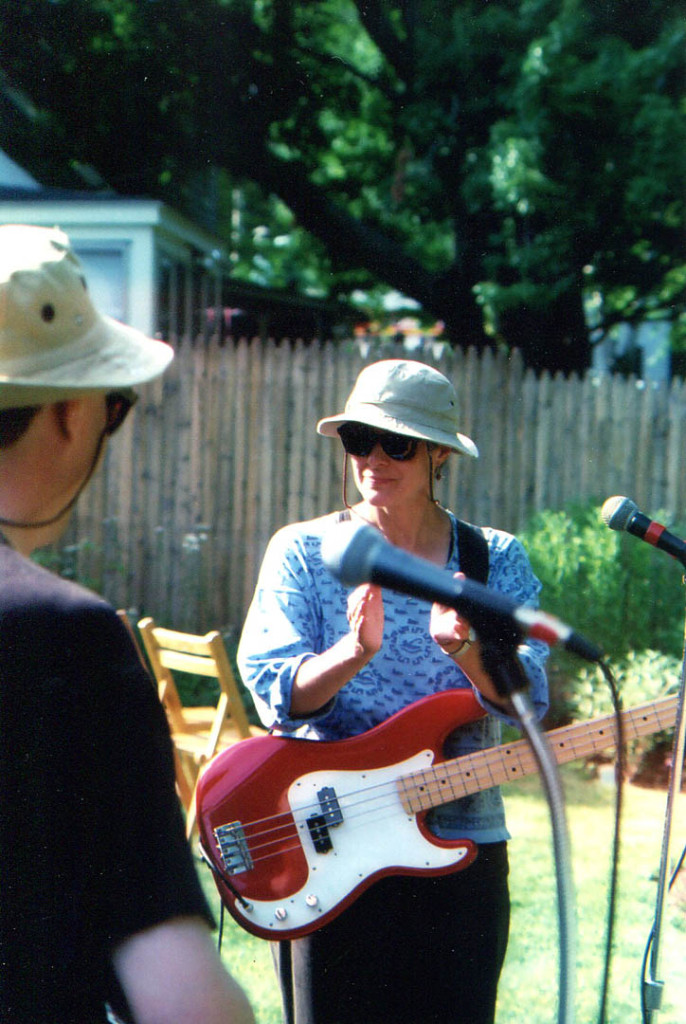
top-left (317, 358), bottom-right (478, 458)
top-left (0, 224), bottom-right (173, 410)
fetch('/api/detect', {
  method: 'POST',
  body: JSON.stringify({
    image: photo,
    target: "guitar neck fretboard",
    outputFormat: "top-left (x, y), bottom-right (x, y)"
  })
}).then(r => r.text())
top-left (398, 696), bottom-right (678, 814)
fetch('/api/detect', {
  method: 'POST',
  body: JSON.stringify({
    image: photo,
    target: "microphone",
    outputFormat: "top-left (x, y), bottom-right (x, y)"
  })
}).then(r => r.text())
top-left (321, 522), bottom-right (602, 662)
top-left (601, 495), bottom-right (686, 568)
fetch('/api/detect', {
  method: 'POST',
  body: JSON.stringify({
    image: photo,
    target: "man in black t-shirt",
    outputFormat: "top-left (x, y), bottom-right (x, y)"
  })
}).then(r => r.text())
top-left (0, 225), bottom-right (253, 1024)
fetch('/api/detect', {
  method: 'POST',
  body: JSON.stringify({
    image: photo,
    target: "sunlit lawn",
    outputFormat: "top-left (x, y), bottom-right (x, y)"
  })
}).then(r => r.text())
top-left (498, 765), bottom-right (685, 1024)
top-left (197, 764), bottom-right (686, 1023)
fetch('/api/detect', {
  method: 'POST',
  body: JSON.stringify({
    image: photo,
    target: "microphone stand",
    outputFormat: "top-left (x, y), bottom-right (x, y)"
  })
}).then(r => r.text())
top-left (642, 597), bottom-right (686, 1021)
top-left (478, 632), bottom-right (576, 1024)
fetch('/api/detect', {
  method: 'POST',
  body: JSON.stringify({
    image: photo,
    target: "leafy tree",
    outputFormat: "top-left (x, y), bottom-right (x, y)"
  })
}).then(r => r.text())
top-left (0, 0), bottom-right (683, 371)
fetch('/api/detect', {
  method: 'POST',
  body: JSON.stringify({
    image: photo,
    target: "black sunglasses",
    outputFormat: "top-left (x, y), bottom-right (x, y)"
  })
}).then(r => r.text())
top-left (105, 391), bottom-right (137, 436)
top-left (337, 422), bottom-right (419, 461)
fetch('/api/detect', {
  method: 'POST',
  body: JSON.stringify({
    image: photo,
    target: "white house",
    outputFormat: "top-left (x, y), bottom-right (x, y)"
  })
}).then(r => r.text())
top-left (0, 147), bottom-right (356, 343)
top-left (0, 147), bottom-right (229, 340)
top-left (591, 319), bottom-right (672, 384)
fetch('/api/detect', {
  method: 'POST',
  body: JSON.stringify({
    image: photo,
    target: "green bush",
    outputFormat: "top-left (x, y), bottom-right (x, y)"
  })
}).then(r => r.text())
top-left (520, 501), bottom-right (686, 661)
top-left (569, 649), bottom-right (681, 720)
top-left (565, 649), bottom-right (681, 774)
top-left (519, 501), bottom-right (686, 733)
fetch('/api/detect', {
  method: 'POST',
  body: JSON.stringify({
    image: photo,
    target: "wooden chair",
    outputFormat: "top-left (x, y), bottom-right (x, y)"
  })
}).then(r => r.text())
top-left (137, 616), bottom-right (264, 837)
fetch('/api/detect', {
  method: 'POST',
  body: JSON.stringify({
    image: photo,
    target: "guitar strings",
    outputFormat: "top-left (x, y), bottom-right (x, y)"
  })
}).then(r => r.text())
top-left (218, 773), bottom-right (422, 865)
top-left (208, 701), bottom-right (675, 871)
top-left (212, 742), bottom-right (537, 867)
top-left (215, 704), bottom-right (670, 865)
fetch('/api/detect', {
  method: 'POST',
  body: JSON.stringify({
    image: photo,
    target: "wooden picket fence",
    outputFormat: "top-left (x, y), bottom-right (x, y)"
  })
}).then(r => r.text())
top-left (51, 337), bottom-right (686, 636)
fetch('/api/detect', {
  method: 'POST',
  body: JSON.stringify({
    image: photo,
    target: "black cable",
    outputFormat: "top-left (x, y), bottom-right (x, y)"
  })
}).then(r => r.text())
top-left (197, 840), bottom-right (245, 953)
top-left (640, 842), bottom-right (686, 1023)
top-left (217, 898), bottom-right (226, 952)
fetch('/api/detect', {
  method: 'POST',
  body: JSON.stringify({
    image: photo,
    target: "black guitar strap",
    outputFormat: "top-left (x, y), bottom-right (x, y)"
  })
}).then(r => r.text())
top-left (454, 518), bottom-right (489, 584)
top-left (334, 510), bottom-right (489, 584)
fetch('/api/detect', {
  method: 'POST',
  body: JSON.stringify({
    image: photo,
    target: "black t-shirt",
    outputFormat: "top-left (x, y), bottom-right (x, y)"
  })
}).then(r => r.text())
top-left (0, 545), bottom-right (213, 1022)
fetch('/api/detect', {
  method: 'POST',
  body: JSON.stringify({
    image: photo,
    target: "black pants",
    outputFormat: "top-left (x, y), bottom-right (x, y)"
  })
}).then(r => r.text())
top-left (272, 841), bottom-right (510, 1024)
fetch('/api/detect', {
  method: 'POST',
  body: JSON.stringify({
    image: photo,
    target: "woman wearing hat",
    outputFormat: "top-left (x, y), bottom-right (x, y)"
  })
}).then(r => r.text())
top-left (238, 359), bottom-right (548, 1024)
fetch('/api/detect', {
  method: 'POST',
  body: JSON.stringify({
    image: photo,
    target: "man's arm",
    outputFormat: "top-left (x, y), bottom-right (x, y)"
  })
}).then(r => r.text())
top-left (112, 916), bottom-right (255, 1024)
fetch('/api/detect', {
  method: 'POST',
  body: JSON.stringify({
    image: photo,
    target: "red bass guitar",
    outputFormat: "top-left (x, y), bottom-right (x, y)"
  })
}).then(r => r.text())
top-left (196, 688), bottom-right (677, 941)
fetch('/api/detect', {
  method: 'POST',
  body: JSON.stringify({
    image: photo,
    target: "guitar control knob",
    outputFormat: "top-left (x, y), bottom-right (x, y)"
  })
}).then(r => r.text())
top-left (305, 894), bottom-right (319, 908)
top-left (274, 907), bottom-right (288, 921)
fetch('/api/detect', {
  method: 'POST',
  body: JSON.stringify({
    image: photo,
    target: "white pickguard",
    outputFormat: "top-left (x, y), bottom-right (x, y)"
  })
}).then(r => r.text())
top-left (233, 750), bottom-right (473, 935)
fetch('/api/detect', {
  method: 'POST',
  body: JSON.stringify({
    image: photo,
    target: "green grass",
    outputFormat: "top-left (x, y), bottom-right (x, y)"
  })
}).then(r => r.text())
top-left (499, 765), bottom-right (686, 1023)
top-left (197, 764), bottom-right (686, 1023)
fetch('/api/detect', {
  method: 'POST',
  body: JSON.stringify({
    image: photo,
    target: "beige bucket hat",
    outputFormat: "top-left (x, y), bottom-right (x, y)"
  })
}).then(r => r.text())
top-left (317, 358), bottom-right (478, 458)
top-left (0, 224), bottom-right (173, 410)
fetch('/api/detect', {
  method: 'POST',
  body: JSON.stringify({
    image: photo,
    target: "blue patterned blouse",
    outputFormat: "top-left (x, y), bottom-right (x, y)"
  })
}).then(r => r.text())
top-left (238, 510), bottom-right (549, 843)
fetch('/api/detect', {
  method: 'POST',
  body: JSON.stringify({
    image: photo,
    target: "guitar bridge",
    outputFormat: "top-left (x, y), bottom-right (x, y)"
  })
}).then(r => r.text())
top-left (214, 821), bottom-right (253, 875)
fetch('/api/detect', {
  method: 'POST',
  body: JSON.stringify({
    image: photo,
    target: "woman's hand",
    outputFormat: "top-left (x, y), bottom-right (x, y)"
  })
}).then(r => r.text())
top-left (430, 573), bottom-right (511, 708)
top-left (347, 583), bottom-right (384, 658)
top-left (429, 572), bottom-right (473, 655)
top-left (290, 584), bottom-right (384, 715)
